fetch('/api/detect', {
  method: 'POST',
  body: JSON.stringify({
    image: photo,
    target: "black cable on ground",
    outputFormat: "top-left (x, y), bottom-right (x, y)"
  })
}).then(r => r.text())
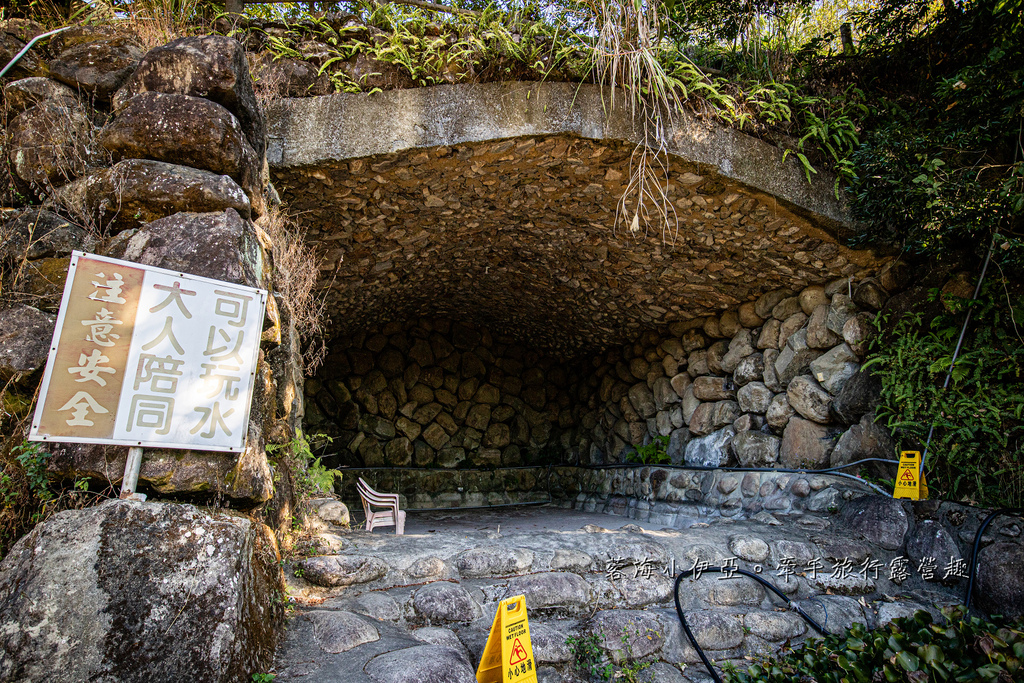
top-left (673, 566), bottom-right (831, 683)
top-left (965, 507), bottom-right (1024, 610)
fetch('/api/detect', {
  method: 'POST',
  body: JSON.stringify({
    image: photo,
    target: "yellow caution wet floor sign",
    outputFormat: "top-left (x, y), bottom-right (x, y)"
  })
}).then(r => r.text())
top-left (894, 450), bottom-right (928, 500)
top-left (476, 594), bottom-right (537, 683)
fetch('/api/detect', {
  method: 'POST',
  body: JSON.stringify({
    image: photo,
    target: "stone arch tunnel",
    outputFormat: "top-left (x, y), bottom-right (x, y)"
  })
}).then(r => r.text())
top-left (265, 81), bottom-right (887, 474)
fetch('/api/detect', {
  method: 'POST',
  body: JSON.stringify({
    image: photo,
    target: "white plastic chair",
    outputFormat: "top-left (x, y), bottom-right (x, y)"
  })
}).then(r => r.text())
top-left (357, 477), bottom-right (406, 535)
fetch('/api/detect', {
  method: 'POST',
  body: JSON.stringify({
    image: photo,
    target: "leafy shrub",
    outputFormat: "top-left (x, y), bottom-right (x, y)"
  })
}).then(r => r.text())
top-left (566, 633), bottom-right (613, 682)
top-left (723, 608), bottom-right (1024, 683)
top-left (629, 435), bottom-right (671, 465)
top-left (11, 442), bottom-right (51, 502)
top-left (266, 430), bottom-right (341, 500)
top-left (846, 3), bottom-right (1024, 277)
top-left (863, 284), bottom-right (1024, 507)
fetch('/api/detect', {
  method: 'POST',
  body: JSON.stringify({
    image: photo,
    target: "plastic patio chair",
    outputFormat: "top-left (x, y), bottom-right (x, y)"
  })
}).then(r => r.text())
top-left (356, 477), bottom-right (406, 535)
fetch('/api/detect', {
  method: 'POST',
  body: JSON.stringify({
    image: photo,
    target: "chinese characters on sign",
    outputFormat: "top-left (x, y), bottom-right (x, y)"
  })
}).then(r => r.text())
top-left (604, 552), bottom-right (969, 583)
top-left (30, 252), bottom-right (266, 452)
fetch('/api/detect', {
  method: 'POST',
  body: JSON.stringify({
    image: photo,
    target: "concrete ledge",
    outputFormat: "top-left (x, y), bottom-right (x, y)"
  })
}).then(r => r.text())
top-left (336, 465), bottom-right (868, 523)
top-left (266, 82), bottom-right (851, 231)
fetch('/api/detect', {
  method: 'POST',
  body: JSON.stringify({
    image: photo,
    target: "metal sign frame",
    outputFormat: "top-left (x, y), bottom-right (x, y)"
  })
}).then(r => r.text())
top-left (29, 251), bottom-right (267, 453)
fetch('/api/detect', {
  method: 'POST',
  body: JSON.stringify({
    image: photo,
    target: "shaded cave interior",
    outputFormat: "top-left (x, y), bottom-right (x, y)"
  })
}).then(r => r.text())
top-left (273, 134), bottom-right (882, 472)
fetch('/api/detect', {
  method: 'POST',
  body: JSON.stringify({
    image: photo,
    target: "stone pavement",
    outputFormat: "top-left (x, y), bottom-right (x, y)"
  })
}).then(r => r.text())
top-left (273, 493), bottom-right (965, 682)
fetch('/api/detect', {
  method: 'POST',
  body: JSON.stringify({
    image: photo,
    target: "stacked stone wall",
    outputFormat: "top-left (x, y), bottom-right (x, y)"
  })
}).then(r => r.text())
top-left (1, 26), bottom-right (302, 506)
top-left (573, 276), bottom-right (897, 472)
top-left (309, 318), bottom-right (579, 469)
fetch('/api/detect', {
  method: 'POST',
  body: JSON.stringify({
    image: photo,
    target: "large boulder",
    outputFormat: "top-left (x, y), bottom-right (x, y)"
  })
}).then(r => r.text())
top-left (829, 413), bottom-right (895, 470)
top-left (826, 294), bottom-right (858, 335)
top-left (732, 353), bottom-right (764, 387)
top-left (691, 376), bottom-right (735, 401)
top-left (120, 209), bottom-right (264, 289)
top-left (49, 35), bottom-right (143, 103)
top-left (114, 35), bottom-right (266, 159)
top-left (906, 520), bottom-right (962, 583)
top-left (627, 383), bottom-right (657, 419)
top-left (806, 303), bottom-right (839, 349)
top-left (754, 289), bottom-right (793, 319)
top-left (6, 256), bottom-right (70, 312)
top-left (688, 400), bottom-right (739, 436)
top-left (765, 393), bottom-right (795, 431)
top-left (251, 54), bottom-right (332, 99)
top-left (833, 367), bottom-right (882, 425)
top-left (0, 500), bottom-right (283, 682)
top-left (44, 438), bottom-right (274, 507)
top-left (779, 417), bottom-right (837, 468)
top-left (299, 555), bottom-right (390, 587)
top-left (737, 381), bottom-right (772, 414)
top-left (774, 329), bottom-right (823, 386)
top-left (7, 100), bottom-right (93, 191)
top-left (0, 208), bottom-right (92, 262)
top-left (0, 33), bottom-right (45, 79)
top-left (504, 571), bottom-right (593, 612)
top-left (976, 541), bottom-right (1024, 619)
top-left (731, 430), bottom-right (780, 467)
top-left (413, 581), bottom-right (481, 622)
top-left (720, 330), bottom-right (755, 374)
top-left (0, 305), bottom-right (55, 384)
top-left (839, 495), bottom-right (909, 551)
top-left (684, 425), bottom-right (735, 467)
top-left (99, 92), bottom-right (261, 200)
top-left (3, 77), bottom-right (80, 116)
top-left (54, 159), bottom-right (252, 234)
top-left (365, 644), bottom-right (477, 683)
top-left (809, 343), bottom-right (859, 395)
top-left (786, 375), bottom-right (832, 424)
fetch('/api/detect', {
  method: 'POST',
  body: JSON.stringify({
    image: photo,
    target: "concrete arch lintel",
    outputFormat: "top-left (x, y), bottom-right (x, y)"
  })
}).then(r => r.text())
top-left (266, 81), bottom-right (851, 231)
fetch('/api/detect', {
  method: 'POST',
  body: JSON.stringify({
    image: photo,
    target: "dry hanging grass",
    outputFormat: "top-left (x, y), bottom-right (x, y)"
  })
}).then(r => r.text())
top-left (257, 206), bottom-right (330, 375)
top-left (588, 0), bottom-right (683, 244)
top-left (78, 0), bottom-right (200, 50)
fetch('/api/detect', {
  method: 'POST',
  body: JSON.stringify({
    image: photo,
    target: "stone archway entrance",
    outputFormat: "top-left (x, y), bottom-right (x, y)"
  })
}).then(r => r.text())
top-left (266, 81), bottom-right (885, 476)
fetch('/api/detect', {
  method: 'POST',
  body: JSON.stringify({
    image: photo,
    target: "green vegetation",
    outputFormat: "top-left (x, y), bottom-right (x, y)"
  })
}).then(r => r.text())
top-left (628, 435), bottom-right (671, 465)
top-left (266, 430), bottom-right (341, 500)
top-left (566, 626), bottom-right (664, 682)
top-left (722, 608), bottom-right (1024, 683)
top-left (864, 286), bottom-right (1024, 507)
top-left (567, 633), bottom-right (614, 682)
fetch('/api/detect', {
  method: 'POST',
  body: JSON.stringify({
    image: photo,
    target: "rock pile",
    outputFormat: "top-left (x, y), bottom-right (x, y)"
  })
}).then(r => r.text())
top-left (1, 26), bottom-right (301, 505)
top-left (274, 495), bottom-right (982, 682)
top-left (308, 279), bottom-right (893, 476)
top-left (310, 319), bottom-right (577, 469)
top-left (574, 279), bottom-right (893, 471)
top-left (274, 134), bottom-right (884, 359)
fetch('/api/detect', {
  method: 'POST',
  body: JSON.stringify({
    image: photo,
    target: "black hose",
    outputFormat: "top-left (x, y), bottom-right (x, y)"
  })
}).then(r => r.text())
top-left (673, 566), bottom-right (831, 683)
top-left (965, 507), bottom-right (1024, 610)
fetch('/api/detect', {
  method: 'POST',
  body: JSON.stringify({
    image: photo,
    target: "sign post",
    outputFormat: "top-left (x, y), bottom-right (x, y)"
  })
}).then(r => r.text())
top-left (29, 252), bottom-right (267, 491)
top-left (120, 446), bottom-right (145, 500)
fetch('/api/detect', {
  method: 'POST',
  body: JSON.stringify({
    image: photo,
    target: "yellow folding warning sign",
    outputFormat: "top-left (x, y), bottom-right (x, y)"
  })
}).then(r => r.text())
top-left (893, 450), bottom-right (928, 500)
top-left (477, 595), bottom-right (537, 683)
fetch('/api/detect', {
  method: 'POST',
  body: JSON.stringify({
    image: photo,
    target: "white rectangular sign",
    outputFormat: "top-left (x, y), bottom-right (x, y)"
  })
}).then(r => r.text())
top-left (29, 251), bottom-right (267, 452)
